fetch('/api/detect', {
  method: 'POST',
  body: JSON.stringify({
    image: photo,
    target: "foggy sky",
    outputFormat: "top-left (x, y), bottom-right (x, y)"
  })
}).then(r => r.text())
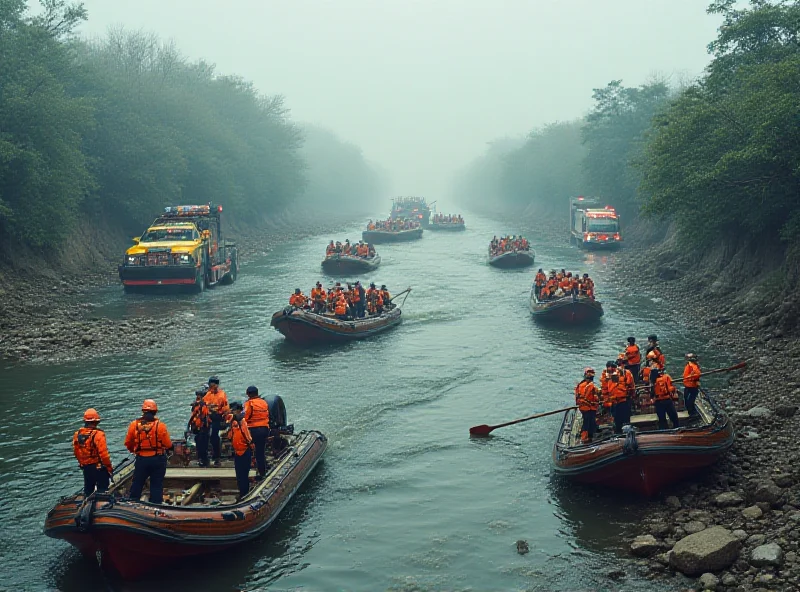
top-left (75, 0), bottom-right (721, 198)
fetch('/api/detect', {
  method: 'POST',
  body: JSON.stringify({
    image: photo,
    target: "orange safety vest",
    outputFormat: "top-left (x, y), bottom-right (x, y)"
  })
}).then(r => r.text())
top-left (189, 400), bottom-right (211, 433)
top-left (125, 419), bottom-right (172, 457)
top-left (654, 374), bottom-right (677, 401)
top-left (204, 388), bottom-right (229, 418)
top-left (335, 297), bottom-right (347, 315)
top-left (625, 344), bottom-right (641, 365)
top-left (73, 427), bottom-right (113, 472)
top-left (351, 288), bottom-right (361, 303)
top-left (574, 380), bottom-right (599, 412)
top-left (227, 417), bottom-right (253, 456)
top-left (649, 347), bottom-right (666, 370)
top-left (289, 293), bottom-right (307, 307)
top-left (606, 372), bottom-right (628, 404)
top-left (683, 361), bottom-right (701, 388)
top-left (244, 397), bottom-right (270, 428)
top-left (535, 272), bottom-right (546, 287)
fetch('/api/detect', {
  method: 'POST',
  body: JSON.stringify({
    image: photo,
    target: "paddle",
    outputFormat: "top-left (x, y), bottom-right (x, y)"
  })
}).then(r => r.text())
top-left (634, 360), bottom-right (747, 390)
top-left (387, 287), bottom-right (412, 303)
top-left (469, 406), bottom-right (578, 437)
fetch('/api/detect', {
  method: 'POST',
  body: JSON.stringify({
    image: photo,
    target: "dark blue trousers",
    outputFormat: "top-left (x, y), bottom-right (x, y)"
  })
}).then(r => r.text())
top-left (655, 399), bottom-right (680, 430)
top-left (129, 455), bottom-right (168, 503)
top-left (210, 416), bottom-right (222, 461)
top-left (249, 427), bottom-right (269, 477)
top-left (195, 431), bottom-right (210, 466)
top-left (613, 401), bottom-right (631, 434)
top-left (234, 450), bottom-right (252, 497)
top-left (580, 410), bottom-right (597, 440)
top-left (684, 387), bottom-right (699, 416)
top-left (82, 465), bottom-right (110, 497)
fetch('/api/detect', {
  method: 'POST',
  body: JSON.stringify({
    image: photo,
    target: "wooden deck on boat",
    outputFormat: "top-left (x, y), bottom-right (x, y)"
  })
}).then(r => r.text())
top-left (164, 467), bottom-right (258, 479)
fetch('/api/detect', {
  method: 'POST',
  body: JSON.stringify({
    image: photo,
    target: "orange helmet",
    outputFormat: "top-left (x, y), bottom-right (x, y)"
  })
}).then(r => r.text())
top-left (83, 408), bottom-right (101, 422)
top-left (142, 399), bottom-right (158, 413)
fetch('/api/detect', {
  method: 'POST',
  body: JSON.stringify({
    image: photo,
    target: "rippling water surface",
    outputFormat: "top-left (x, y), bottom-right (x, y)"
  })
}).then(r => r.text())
top-left (1, 210), bottom-right (729, 591)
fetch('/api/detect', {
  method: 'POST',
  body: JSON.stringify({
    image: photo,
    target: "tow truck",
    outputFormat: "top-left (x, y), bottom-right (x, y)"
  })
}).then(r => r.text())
top-left (118, 204), bottom-right (238, 292)
top-left (569, 196), bottom-right (623, 250)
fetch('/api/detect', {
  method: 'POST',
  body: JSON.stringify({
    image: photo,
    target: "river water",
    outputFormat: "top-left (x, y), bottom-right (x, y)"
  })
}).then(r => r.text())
top-left (0, 210), bottom-right (731, 592)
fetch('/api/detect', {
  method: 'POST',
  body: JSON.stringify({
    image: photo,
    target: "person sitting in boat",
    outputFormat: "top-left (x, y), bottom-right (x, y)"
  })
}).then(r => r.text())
top-left (326, 284), bottom-right (340, 312)
top-left (73, 408), bottom-right (114, 497)
top-left (289, 289), bottom-right (309, 309)
top-left (357, 242), bottom-right (369, 257)
top-left (225, 401), bottom-right (254, 500)
top-left (651, 368), bottom-right (680, 430)
top-left (125, 399), bottom-right (173, 504)
top-left (326, 241), bottom-right (336, 256)
top-left (188, 389), bottom-right (211, 467)
top-left (367, 220), bottom-right (376, 231)
top-left (311, 282), bottom-right (327, 314)
top-left (624, 337), bottom-right (641, 381)
top-left (575, 368), bottom-right (599, 443)
top-left (646, 335), bottom-right (666, 370)
top-left (343, 240), bottom-right (352, 255)
top-left (334, 291), bottom-right (349, 320)
top-left (683, 353), bottom-right (701, 417)
top-left (368, 243), bottom-right (376, 257)
top-left (366, 282), bottom-right (381, 315)
top-left (380, 285), bottom-right (393, 310)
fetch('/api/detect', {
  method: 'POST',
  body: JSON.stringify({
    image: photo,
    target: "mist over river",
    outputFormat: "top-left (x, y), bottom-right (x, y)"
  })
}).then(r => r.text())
top-left (0, 210), bottom-right (730, 592)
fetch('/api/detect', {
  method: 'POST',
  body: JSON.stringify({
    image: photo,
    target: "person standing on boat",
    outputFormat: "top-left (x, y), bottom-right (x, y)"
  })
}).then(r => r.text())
top-left (204, 377), bottom-right (229, 467)
top-left (606, 362), bottom-right (631, 434)
top-left (651, 369), bottom-right (680, 430)
top-left (618, 356), bottom-right (637, 411)
top-left (334, 291), bottom-right (349, 320)
top-left (575, 368), bottom-right (599, 443)
top-left (73, 408), bottom-right (113, 497)
top-left (352, 281), bottom-right (365, 318)
top-left (289, 289), bottom-right (308, 309)
top-left (311, 282), bottom-right (326, 314)
top-left (624, 337), bottom-right (641, 381)
top-left (534, 269), bottom-right (546, 297)
top-left (188, 389), bottom-right (211, 467)
top-left (599, 361), bottom-right (616, 419)
top-left (244, 386), bottom-right (271, 480)
top-left (124, 399), bottom-right (172, 504)
top-left (683, 353), bottom-right (701, 417)
top-left (646, 335), bottom-right (665, 370)
top-left (381, 285), bottom-right (393, 311)
top-left (226, 402), bottom-right (254, 499)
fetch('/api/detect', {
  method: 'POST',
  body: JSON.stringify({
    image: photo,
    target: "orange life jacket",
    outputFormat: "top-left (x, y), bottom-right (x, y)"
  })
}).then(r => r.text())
top-left (73, 427), bottom-right (113, 471)
top-left (204, 389), bottom-right (229, 418)
top-left (189, 400), bottom-right (211, 433)
top-left (574, 380), bottom-right (599, 412)
top-left (351, 288), bottom-right (361, 303)
top-left (683, 361), bottom-right (701, 388)
top-left (228, 417), bottom-right (253, 456)
top-left (380, 289), bottom-right (390, 303)
top-left (244, 397), bottom-right (270, 428)
top-left (654, 374), bottom-right (677, 401)
top-left (125, 418), bottom-right (172, 457)
top-left (335, 297), bottom-right (347, 315)
top-left (606, 372), bottom-right (629, 404)
top-left (535, 272), bottom-right (546, 287)
top-left (625, 344), bottom-right (641, 365)
top-left (289, 293), bottom-right (307, 307)
top-left (649, 347), bottom-right (666, 370)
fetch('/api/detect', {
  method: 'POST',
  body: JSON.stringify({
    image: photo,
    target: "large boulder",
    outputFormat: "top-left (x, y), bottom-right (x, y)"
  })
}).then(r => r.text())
top-left (753, 481), bottom-right (783, 506)
top-left (750, 543), bottom-right (784, 568)
top-left (669, 526), bottom-right (741, 576)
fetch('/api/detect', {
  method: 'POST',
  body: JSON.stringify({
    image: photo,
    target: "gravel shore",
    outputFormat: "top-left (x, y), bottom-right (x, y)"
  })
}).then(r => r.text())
top-left (612, 242), bottom-right (800, 591)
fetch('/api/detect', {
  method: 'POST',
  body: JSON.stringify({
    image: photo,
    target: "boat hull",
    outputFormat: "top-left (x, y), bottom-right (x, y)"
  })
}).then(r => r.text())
top-left (44, 431), bottom-right (327, 580)
top-left (270, 307), bottom-right (402, 344)
top-left (362, 228), bottom-right (423, 243)
top-left (488, 251), bottom-right (535, 268)
top-left (552, 392), bottom-right (734, 496)
top-left (321, 254), bottom-right (381, 275)
top-left (529, 290), bottom-right (604, 323)
top-left (427, 223), bottom-right (465, 231)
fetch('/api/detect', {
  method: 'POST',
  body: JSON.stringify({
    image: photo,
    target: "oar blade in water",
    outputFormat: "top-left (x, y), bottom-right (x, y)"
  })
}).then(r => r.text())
top-left (469, 424), bottom-right (493, 436)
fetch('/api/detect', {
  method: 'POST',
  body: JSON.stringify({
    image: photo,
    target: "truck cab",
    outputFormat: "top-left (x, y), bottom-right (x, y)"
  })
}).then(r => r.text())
top-left (119, 204), bottom-right (238, 291)
top-left (569, 197), bottom-right (622, 249)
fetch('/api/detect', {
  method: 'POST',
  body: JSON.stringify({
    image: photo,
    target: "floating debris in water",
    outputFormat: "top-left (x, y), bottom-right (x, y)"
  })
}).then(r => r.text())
top-left (516, 539), bottom-right (529, 555)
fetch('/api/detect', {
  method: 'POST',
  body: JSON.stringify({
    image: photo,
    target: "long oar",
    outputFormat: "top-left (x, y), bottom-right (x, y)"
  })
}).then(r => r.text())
top-left (388, 287), bottom-right (412, 303)
top-left (469, 406), bottom-right (577, 437)
top-left (635, 360), bottom-right (747, 390)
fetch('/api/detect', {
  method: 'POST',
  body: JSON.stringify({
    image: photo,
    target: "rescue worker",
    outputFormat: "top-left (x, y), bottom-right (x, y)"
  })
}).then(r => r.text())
top-left (124, 399), bottom-right (172, 503)
top-left (188, 389), bottom-right (211, 467)
top-left (204, 377), bottom-right (229, 466)
top-left (244, 386), bottom-right (271, 479)
top-left (311, 282), bottom-right (326, 314)
top-left (599, 361), bottom-right (616, 417)
top-left (651, 368), bottom-right (680, 430)
top-left (618, 357), bottom-right (637, 411)
top-left (380, 285), bottom-right (392, 310)
top-left (575, 368), bottom-right (599, 443)
top-left (606, 362), bottom-right (631, 434)
top-left (352, 281), bottom-right (365, 318)
top-left (226, 401), bottom-right (254, 499)
top-left (534, 269), bottom-right (546, 296)
top-left (73, 408), bottom-right (113, 497)
top-left (289, 288), bottom-right (308, 308)
top-left (683, 353), bottom-right (701, 417)
top-left (624, 337), bottom-right (641, 380)
top-left (646, 334), bottom-right (665, 370)
top-left (334, 291), bottom-right (349, 320)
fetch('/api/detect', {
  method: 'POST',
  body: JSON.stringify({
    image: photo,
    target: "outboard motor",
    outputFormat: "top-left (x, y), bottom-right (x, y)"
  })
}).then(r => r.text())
top-left (265, 395), bottom-right (287, 429)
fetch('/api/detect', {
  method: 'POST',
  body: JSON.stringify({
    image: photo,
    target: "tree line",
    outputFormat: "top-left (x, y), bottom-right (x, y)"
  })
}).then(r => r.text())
top-left (0, 1), bottom-right (383, 252)
top-left (454, 0), bottom-right (800, 252)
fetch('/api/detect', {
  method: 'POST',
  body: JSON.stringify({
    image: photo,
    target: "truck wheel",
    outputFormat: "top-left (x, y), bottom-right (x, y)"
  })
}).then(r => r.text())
top-left (195, 254), bottom-right (207, 292)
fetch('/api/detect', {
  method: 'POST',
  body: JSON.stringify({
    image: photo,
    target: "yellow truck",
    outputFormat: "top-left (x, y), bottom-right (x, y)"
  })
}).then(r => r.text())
top-left (118, 204), bottom-right (238, 291)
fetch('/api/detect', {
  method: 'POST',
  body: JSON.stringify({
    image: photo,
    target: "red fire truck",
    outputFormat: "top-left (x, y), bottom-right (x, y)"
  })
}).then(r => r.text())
top-left (569, 196), bottom-right (622, 249)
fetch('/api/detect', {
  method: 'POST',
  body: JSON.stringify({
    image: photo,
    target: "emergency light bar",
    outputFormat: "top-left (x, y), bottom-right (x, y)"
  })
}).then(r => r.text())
top-left (163, 204), bottom-right (217, 217)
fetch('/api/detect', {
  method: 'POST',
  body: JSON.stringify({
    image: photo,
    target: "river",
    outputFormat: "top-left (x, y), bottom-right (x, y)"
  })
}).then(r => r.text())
top-left (0, 209), bottom-right (730, 592)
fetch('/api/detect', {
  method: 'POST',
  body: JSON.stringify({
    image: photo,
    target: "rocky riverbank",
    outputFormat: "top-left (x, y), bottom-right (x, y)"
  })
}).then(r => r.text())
top-left (611, 242), bottom-right (800, 591)
top-left (0, 215), bottom-right (361, 365)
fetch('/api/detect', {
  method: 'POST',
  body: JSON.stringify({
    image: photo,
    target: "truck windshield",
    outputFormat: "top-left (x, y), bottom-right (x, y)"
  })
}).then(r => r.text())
top-left (587, 221), bottom-right (619, 233)
top-left (141, 229), bottom-right (195, 242)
